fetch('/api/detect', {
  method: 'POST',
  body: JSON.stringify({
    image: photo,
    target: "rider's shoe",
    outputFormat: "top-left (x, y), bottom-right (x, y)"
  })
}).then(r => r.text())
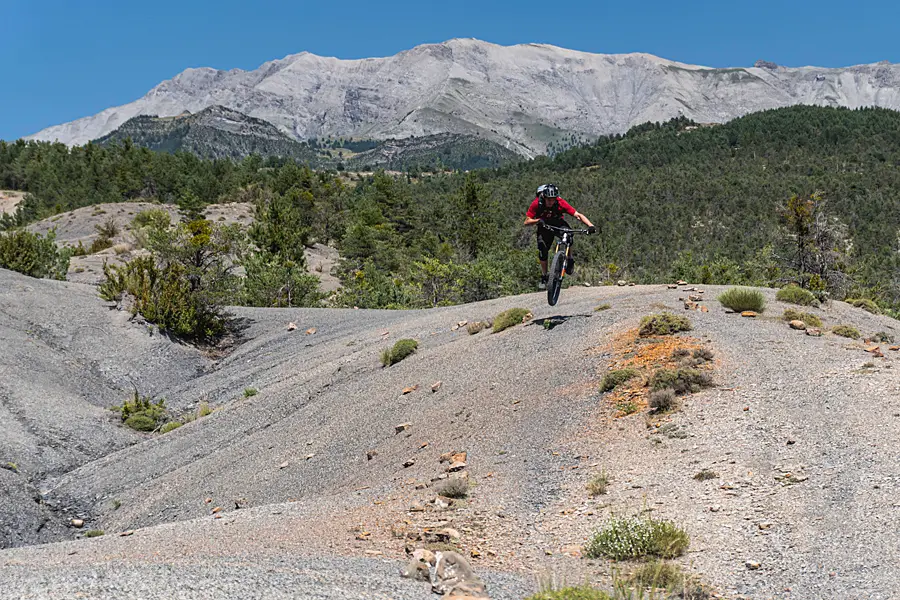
top-left (566, 258), bottom-right (575, 276)
top-left (538, 274), bottom-right (548, 290)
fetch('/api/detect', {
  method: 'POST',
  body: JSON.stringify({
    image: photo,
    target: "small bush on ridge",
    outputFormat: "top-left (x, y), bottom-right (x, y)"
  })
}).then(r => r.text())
top-left (492, 307), bottom-right (531, 333)
top-left (717, 287), bottom-right (766, 312)
top-left (639, 312), bottom-right (692, 337)
top-left (776, 285), bottom-right (819, 307)
top-left (587, 470), bottom-right (610, 496)
top-left (584, 515), bottom-right (690, 560)
top-left (832, 324), bottom-right (860, 339)
top-left (437, 478), bottom-right (469, 499)
top-left (846, 298), bottom-right (880, 314)
top-left (83, 530), bottom-right (105, 538)
top-left (600, 368), bottom-right (639, 392)
top-left (649, 388), bottom-right (677, 412)
top-left (783, 308), bottom-right (823, 327)
top-left (381, 339), bottom-right (418, 366)
top-left (650, 369), bottom-right (713, 394)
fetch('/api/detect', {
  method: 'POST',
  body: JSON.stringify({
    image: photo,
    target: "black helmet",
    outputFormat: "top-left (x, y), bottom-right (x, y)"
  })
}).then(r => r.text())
top-left (537, 184), bottom-right (559, 199)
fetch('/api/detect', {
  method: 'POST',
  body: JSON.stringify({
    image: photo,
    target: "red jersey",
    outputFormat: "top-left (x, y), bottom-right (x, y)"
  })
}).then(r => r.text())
top-left (526, 197), bottom-right (577, 220)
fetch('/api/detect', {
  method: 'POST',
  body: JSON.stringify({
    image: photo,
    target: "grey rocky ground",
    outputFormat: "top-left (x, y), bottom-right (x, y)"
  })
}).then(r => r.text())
top-left (1, 267), bottom-right (898, 599)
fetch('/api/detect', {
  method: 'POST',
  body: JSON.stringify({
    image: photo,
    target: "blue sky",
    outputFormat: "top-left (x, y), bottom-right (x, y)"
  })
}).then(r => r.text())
top-left (1, 0), bottom-right (897, 141)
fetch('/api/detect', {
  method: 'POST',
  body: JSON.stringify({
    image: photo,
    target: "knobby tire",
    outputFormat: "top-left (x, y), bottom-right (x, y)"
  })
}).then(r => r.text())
top-left (547, 250), bottom-right (565, 306)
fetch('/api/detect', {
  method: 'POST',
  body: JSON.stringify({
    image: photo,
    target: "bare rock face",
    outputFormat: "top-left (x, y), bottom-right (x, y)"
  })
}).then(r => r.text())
top-left (27, 39), bottom-right (900, 156)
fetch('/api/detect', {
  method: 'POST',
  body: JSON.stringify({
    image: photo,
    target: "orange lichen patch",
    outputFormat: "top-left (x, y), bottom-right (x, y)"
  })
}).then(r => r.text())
top-left (601, 328), bottom-right (710, 412)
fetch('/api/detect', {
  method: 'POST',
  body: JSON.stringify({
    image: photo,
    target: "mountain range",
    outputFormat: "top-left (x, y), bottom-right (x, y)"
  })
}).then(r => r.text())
top-left (26, 38), bottom-right (900, 157)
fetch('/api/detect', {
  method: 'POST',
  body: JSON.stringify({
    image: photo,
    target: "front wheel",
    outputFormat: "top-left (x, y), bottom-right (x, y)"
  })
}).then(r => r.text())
top-left (547, 251), bottom-right (565, 306)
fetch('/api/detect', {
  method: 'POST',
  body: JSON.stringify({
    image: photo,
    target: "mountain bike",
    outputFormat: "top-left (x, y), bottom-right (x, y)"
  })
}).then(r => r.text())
top-left (541, 223), bottom-right (591, 306)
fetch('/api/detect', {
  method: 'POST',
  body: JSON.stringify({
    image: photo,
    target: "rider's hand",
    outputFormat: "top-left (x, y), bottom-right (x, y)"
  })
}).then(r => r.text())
top-left (587, 225), bottom-right (597, 235)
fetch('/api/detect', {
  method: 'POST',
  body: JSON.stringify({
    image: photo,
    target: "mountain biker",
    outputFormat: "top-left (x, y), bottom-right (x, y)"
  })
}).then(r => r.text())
top-left (523, 184), bottom-right (595, 289)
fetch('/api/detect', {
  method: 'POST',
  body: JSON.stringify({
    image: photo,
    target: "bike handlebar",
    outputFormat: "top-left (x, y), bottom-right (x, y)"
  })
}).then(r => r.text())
top-left (539, 222), bottom-right (592, 235)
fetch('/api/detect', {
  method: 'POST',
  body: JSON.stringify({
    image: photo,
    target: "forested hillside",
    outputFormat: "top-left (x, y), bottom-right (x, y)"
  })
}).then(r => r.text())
top-left (2, 106), bottom-right (899, 313)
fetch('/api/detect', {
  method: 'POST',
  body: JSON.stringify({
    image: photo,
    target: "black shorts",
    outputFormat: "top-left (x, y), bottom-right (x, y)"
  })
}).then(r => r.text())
top-left (537, 219), bottom-right (572, 261)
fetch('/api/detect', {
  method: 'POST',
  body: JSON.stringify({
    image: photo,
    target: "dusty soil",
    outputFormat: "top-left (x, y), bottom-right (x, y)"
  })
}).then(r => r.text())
top-left (1, 271), bottom-right (898, 599)
top-left (0, 190), bottom-right (24, 215)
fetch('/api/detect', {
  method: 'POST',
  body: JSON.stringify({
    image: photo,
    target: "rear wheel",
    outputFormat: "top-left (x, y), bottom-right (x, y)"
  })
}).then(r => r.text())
top-left (547, 250), bottom-right (565, 306)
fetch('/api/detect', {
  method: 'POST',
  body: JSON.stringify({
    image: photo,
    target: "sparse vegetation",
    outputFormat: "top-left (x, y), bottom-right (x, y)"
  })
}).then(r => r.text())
top-left (437, 478), bottom-right (469, 499)
top-left (717, 287), bottom-right (766, 313)
top-left (583, 515), bottom-right (690, 560)
top-left (626, 561), bottom-right (711, 600)
top-left (600, 368), bottom-right (640, 392)
top-left (832, 324), bottom-right (861, 339)
top-left (783, 308), bottom-right (823, 327)
top-left (119, 391), bottom-right (168, 432)
top-left (526, 587), bottom-right (613, 600)
top-left (871, 331), bottom-right (895, 343)
top-left (594, 303), bottom-right (612, 312)
top-left (381, 338), bottom-right (418, 366)
top-left (587, 470), bottom-right (610, 496)
top-left (650, 368), bottom-right (713, 395)
top-left (693, 469), bottom-right (718, 481)
top-left (638, 312), bottom-right (692, 337)
top-left (160, 421), bottom-right (182, 434)
top-left (692, 347), bottom-right (714, 362)
top-left (846, 298), bottom-right (880, 314)
top-left (243, 388), bottom-right (258, 398)
top-left (466, 321), bottom-right (486, 335)
top-left (492, 307), bottom-right (531, 333)
top-left (615, 400), bottom-right (639, 415)
top-left (83, 530), bottom-right (104, 538)
top-left (649, 388), bottom-right (677, 412)
top-left (776, 285), bottom-right (819, 307)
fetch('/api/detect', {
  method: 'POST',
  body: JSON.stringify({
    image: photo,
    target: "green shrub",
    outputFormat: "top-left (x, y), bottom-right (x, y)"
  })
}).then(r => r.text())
top-left (492, 307), bottom-right (531, 333)
top-left (594, 303), bottom-right (612, 312)
top-left (160, 421), bottom-right (182, 434)
top-left (527, 587), bottom-right (613, 600)
top-left (649, 388), bottom-right (677, 412)
top-left (381, 339), bottom-right (418, 366)
top-left (583, 516), bottom-right (689, 560)
top-left (692, 347), bottom-right (714, 362)
top-left (639, 312), bottom-right (692, 337)
top-left (783, 309), bottom-right (823, 327)
top-left (100, 255), bottom-right (227, 341)
top-left (124, 414), bottom-right (157, 432)
top-left (89, 237), bottom-right (113, 253)
top-left (83, 530), bottom-right (104, 538)
top-left (600, 368), bottom-right (639, 392)
top-left (650, 368), bottom-right (713, 394)
top-left (119, 391), bottom-right (168, 431)
top-left (243, 388), bottom-right (258, 398)
top-left (0, 229), bottom-right (70, 280)
top-left (846, 298), bottom-right (880, 314)
top-left (587, 470), bottom-right (610, 497)
top-left (717, 287), bottom-right (766, 312)
top-left (832, 324), bottom-right (861, 339)
top-left (776, 285), bottom-right (819, 307)
top-left (131, 208), bottom-right (171, 230)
